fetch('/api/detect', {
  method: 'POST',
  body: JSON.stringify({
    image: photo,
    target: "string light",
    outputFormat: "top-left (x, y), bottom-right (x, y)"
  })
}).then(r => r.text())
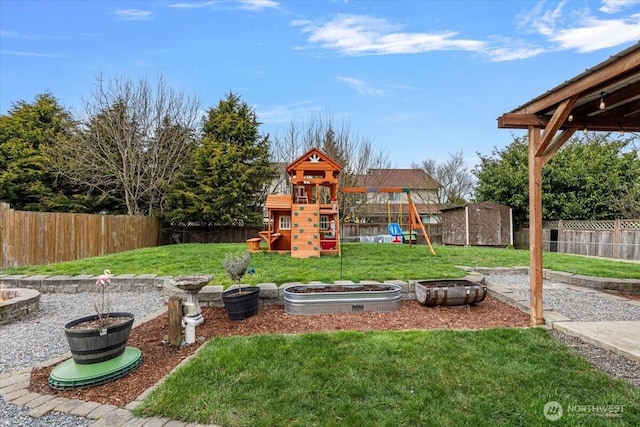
top-left (568, 114), bottom-right (573, 122)
top-left (599, 92), bottom-right (606, 110)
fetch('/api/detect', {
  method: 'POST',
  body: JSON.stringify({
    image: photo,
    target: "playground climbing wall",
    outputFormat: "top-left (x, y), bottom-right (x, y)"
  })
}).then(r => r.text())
top-left (291, 204), bottom-right (321, 258)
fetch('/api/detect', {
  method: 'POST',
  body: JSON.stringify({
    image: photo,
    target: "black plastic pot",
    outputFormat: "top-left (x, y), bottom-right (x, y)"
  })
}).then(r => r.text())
top-left (63, 312), bottom-right (134, 364)
top-left (221, 287), bottom-right (260, 321)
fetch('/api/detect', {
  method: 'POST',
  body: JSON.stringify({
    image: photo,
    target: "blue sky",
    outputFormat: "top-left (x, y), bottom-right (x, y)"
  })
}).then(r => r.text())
top-left (1, 0), bottom-right (639, 168)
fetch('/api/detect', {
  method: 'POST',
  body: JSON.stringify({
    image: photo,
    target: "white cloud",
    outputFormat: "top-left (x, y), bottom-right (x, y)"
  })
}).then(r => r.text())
top-left (518, 1), bottom-right (640, 53)
top-left (1, 50), bottom-right (61, 58)
top-left (296, 13), bottom-right (544, 62)
top-left (600, 0), bottom-right (640, 14)
top-left (295, 4), bottom-right (638, 62)
top-left (483, 37), bottom-right (546, 62)
top-left (516, 0), bottom-right (568, 37)
top-left (169, 1), bottom-right (220, 9)
top-left (551, 14), bottom-right (640, 52)
top-left (298, 14), bottom-right (485, 56)
top-left (237, 0), bottom-right (280, 11)
top-left (336, 76), bottom-right (384, 97)
top-left (257, 100), bottom-right (322, 124)
top-left (484, 45), bottom-right (546, 62)
top-left (114, 9), bottom-right (153, 21)
top-left (0, 30), bottom-right (35, 39)
top-left (291, 19), bottom-right (311, 27)
top-left (169, 0), bottom-right (279, 11)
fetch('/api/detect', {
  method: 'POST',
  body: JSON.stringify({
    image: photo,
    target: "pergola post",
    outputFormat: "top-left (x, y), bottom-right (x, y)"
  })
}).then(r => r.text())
top-left (497, 42), bottom-right (640, 325)
top-left (528, 126), bottom-right (544, 325)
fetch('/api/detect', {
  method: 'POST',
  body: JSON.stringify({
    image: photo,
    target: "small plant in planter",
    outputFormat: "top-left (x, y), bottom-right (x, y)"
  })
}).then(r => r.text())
top-left (63, 269), bottom-right (135, 364)
top-left (94, 270), bottom-right (114, 326)
top-left (221, 251), bottom-right (260, 320)
top-left (223, 251), bottom-right (251, 293)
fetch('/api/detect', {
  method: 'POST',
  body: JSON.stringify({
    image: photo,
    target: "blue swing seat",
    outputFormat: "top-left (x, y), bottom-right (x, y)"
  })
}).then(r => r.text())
top-left (387, 223), bottom-right (402, 243)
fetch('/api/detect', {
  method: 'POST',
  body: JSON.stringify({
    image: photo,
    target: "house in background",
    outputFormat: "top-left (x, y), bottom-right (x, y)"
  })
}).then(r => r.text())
top-left (348, 168), bottom-right (442, 225)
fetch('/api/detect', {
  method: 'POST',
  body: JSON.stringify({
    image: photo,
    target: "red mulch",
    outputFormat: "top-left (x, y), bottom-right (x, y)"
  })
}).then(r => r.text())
top-left (30, 295), bottom-right (530, 407)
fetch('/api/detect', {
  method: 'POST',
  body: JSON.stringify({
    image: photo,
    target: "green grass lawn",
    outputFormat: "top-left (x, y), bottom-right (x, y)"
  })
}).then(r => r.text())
top-left (133, 328), bottom-right (639, 426)
top-left (6, 243), bottom-right (639, 425)
top-left (4, 243), bottom-right (639, 287)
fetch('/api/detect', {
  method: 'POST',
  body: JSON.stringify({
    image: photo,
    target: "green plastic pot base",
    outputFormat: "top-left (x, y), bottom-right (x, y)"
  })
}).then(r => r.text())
top-left (48, 347), bottom-right (142, 390)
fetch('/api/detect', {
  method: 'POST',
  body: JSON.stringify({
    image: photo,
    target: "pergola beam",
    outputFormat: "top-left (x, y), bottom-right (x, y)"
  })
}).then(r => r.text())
top-left (498, 113), bottom-right (640, 131)
top-left (542, 129), bottom-right (576, 165)
top-left (535, 97), bottom-right (577, 157)
top-left (497, 113), bottom-right (546, 128)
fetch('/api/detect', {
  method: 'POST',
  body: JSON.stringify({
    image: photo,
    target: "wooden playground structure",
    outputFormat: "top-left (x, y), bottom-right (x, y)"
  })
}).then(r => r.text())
top-left (248, 148), bottom-right (435, 258)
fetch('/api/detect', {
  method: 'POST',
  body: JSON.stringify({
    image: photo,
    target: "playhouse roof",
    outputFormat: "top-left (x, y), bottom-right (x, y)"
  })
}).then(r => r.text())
top-left (265, 194), bottom-right (292, 210)
top-left (286, 148), bottom-right (343, 174)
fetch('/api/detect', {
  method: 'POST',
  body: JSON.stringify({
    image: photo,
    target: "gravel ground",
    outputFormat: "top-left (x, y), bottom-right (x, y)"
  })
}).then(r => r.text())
top-left (1, 277), bottom-right (639, 426)
top-left (0, 405), bottom-right (93, 427)
top-left (549, 329), bottom-right (640, 387)
top-left (0, 290), bottom-right (166, 427)
top-left (486, 274), bottom-right (640, 321)
top-left (0, 291), bottom-right (167, 374)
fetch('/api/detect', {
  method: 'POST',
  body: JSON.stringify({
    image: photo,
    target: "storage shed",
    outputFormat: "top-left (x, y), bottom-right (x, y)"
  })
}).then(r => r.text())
top-left (441, 202), bottom-right (513, 247)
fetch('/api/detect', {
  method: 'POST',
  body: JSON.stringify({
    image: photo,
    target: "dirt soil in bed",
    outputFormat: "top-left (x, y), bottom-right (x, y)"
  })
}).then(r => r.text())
top-left (30, 295), bottom-right (529, 407)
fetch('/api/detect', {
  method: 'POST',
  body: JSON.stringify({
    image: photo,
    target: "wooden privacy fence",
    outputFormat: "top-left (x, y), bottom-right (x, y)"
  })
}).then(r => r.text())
top-left (515, 219), bottom-right (640, 261)
top-left (163, 225), bottom-right (267, 244)
top-left (163, 223), bottom-right (443, 246)
top-left (0, 203), bottom-right (161, 269)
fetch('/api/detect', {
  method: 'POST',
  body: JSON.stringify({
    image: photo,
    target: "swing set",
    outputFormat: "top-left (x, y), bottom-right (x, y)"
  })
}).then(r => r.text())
top-left (341, 187), bottom-right (436, 255)
top-left (251, 147), bottom-right (435, 258)
top-left (386, 197), bottom-right (403, 243)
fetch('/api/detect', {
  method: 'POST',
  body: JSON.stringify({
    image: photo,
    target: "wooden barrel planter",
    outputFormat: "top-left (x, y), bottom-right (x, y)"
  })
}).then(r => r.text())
top-left (222, 287), bottom-right (260, 320)
top-left (415, 280), bottom-right (487, 307)
top-left (64, 312), bottom-right (134, 364)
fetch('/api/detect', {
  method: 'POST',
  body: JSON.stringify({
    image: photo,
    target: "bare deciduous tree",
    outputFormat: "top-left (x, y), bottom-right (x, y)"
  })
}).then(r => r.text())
top-left (270, 112), bottom-right (390, 219)
top-left (52, 74), bottom-right (200, 215)
top-left (412, 150), bottom-right (475, 207)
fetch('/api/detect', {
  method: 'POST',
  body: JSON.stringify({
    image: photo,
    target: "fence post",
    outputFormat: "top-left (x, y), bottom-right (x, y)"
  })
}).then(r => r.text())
top-left (0, 203), bottom-right (5, 270)
top-left (0, 203), bottom-right (13, 270)
top-left (613, 219), bottom-right (621, 260)
top-left (167, 296), bottom-right (183, 347)
top-left (558, 220), bottom-right (564, 254)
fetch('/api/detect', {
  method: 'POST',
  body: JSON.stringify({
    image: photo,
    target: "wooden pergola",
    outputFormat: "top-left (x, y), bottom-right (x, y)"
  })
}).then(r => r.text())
top-left (498, 41), bottom-right (640, 325)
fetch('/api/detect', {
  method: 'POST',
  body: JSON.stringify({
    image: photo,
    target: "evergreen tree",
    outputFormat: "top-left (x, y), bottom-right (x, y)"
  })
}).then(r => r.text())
top-left (474, 134), bottom-right (640, 224)
top-left (165, 92), bottom-right (277, 225)
top-left (0, 93), bottom-right (93, 211)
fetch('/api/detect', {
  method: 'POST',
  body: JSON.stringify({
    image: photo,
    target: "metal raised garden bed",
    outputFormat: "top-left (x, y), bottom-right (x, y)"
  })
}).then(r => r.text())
top-left (284, 284), bottom-right (402, 315)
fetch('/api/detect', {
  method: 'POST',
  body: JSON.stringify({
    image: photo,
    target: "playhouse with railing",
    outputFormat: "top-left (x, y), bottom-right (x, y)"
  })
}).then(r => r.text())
top-left (248, 148), bottom-right (434, 258)
top-left (246, 148), bottom-right (342, 258)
